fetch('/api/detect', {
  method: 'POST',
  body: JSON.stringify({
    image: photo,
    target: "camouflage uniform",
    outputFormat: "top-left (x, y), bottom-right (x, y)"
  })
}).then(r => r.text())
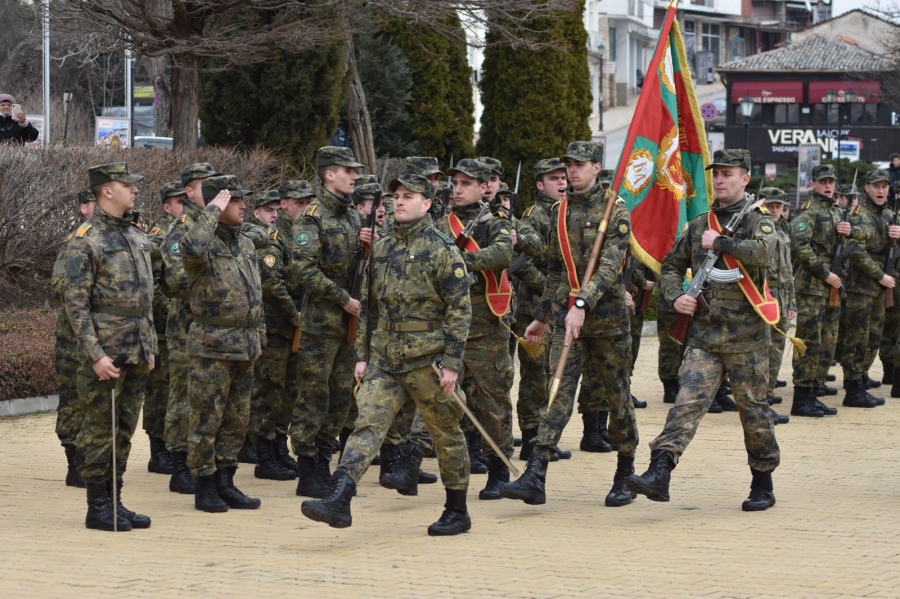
top-left (434, 159), bottom-right (515, 461)
top-left (290, 148), bottom-right (365, 463)
top-left (183, 176), bottom-right (264, 478)
top-left (760, 188), bottom-right (796, 397)
top-left (339, 174), bottom-right (472, 490)
top-left (64, 165), bottom-right (157, 485)
top-left (655, 290), bottom-right (685, 381)
top-left (651, 151), bottom-right (778, 473)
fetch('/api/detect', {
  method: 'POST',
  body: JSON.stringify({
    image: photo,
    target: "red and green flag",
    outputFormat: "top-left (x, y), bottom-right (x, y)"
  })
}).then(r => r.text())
top-left (611, 2), bottom-right (713, 272)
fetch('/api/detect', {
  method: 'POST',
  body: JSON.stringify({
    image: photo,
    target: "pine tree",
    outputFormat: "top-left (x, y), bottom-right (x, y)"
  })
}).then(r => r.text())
top-left (477, 2), bottom-right (591, 211)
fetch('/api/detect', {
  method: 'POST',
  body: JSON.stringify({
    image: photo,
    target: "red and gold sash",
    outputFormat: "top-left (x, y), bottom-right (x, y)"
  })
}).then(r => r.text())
top-left (448, 213), bottom-right (512, 317)
top-left (708, 210), bottom-right (779, 324)
top-left (557, 197), bottom-right (581, 309)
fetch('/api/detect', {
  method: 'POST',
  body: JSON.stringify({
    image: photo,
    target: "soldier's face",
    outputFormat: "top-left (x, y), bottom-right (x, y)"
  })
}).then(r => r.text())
top-left (393, 187), bottom-right (429, 223)
top-left (184, 179), bottom-right (206, 207)
top-left (536, 170), bottom-right (567, 201)
top-left (326, 166), bottom-right (358, 197)
top-left (485, 173), bottom-right (501, 198)
top-left (497, 194), bottom-right (512, 210)
top-left (452, 174), bottom-right (486, 206)
top-left (767, 203), bottom-right (785, 221)
top-left (79, 200), bottom-right (96, 221)
top-left (102, 181), bottom-right (138, 216)
top-left (866, 181), bottom-right (890, 206)
top-left (375, 203), bottom-right (386, 224)
top-left (565, 159), bottom-right (601, 193)
top-left (427, 173), bottom-right (441, 187)
top-left (356, 199), bottom-right (373, 218)
top-left (811, 178), bottom-right (835, 198)
top-left (711, 166), bottom-right (750, 204)
top-left (162, 195), bottom-right (185, 218)
top-left (254, 202), bottom-right (279, 226)
top-left (220, 197), bottom-right (246, 225)
top-left (281, 197), bottom-right (310, 221)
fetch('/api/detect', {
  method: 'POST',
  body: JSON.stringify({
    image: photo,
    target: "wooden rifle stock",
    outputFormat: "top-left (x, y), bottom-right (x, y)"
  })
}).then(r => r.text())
top-left (669, 313), bottom-right (691, 345)
top-left (291, 325), bottom-right (300, 353)
top-left (346, 192), bottom-right (382, 342)
top-left (639, 288), bottom-right (652, 312)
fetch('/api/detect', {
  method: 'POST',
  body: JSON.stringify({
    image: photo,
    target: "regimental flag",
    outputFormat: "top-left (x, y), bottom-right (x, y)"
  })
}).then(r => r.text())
top-left (611, 2), bottom-right (713, 272)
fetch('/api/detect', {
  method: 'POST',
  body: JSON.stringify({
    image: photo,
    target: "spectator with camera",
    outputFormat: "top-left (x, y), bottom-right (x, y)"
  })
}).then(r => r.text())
top-left (0, 94), bottom-right (39, 145)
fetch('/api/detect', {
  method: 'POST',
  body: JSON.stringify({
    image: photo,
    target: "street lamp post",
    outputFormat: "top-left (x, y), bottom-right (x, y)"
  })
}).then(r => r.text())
top-left (740, 95), bottom-right (755, 150)
top-left (825, 87), bottom-right (857, 187)
top-left (62, 92), bottom-right (72, 146)
top-left (598, 43), bottom-right (605, 133)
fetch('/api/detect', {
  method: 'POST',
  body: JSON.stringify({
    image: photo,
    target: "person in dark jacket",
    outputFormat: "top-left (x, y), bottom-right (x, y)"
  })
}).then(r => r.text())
top-left (0, 94), bottom-right (39, 144)
top-left (887, 153), bottom-right (900, 208)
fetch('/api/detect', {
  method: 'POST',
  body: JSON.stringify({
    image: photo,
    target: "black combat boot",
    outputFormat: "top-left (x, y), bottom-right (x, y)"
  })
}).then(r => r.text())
top-left (64, 445), bottom-right (85, 488)
top-left (498, 453), bottom-right (548, 505)
top-left (214, 466), bottom-right (261, 509)
top-left (811, 396), bottom-right (839, 415)
top-left (842, 379), bottom-right (878, 408)
top-left (631, 394), bottom-right (647, 409)
top-left (662, 379), bottom-right (679, 404)
top-left (427, 488), bottom-right (472, 536)
top-left (194, 474), bottom-right (228, 513)
top-left (766, 394), bottom-right (782, 405)
top-left (378, 444), bottom-right (401, 482)
top-left (826, 373), bottom-right (836, 382)
top-left (816, 385), bottom-right (838, 397)
top-left (864, 373), bottom-right (882, 389)
top-left (237, 435), bottom-right (258, 464)
top-left (892, 366), bottom-right (900, 398)
top-left (85, 480), bottom-right (131, 531)
top-left (465, 431), bottom-right (488, 474)
top-left (513, 436), bottom-right (522, 447)
top-left (707, 395), bottom-right (724, 414)
top-left (770, 408), bottom-right (789, 425)
top-left (863, 387), bottom-right (885, 406)
top-left (790, 387), bottom-right (824, 418)
top-left (407, 443), bottom-right (438, 484)
top-left (296, 455), bottom-right (330, 498)
top-left (301, 470), bottom-right (356, 529)
top-left (380, 444), bottom-right (419, 496)
top-left (518, 428), bottom-right (537, 461)
top-left (598, 411), bottom-right (617, 451)
top-left (112, 479), bottom-right (151, 528)
top-left (274, 434), bottom-right (298, 473)
top-left (317, 449), bottom-right (334, 486)
top-left (721, 379), bottom-right (732, 394)
top-left (605, 454), bottom-right (637, 507)
top-left (254, 438), bottom-right (297, 481)
top-left (147, 435), bottom-right (175, 475)
top-left (479, 455), bottom-right (510, 500)
top-left (626, 448), bottom-right (676, 502)
top-left (715, 384), bottom-right (739, 411)
top-left (169, 451), bottom-right (195, 494)
top-left (882, 360), bottom-right (894, 385)
top-left (580, 412), bottom-right (612, 452)
top-left (741, 468), bottom-right (776, 512)
top-left (555, 447), bottom-right (573, 460)
top-left (776, 379), bottom-right (787, 388)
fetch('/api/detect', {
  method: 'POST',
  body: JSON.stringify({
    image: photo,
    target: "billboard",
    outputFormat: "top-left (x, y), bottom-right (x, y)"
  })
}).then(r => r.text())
top-left (95, 117), bottom-right (130, 149)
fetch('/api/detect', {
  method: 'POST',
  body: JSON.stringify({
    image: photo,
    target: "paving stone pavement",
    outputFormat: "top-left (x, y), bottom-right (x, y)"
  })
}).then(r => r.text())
top-left (3, 335), bottom-right (900, 599)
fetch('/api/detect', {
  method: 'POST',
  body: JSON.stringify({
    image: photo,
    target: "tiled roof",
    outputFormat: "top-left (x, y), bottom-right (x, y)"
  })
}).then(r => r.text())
top-left (718, 34), bottom-right (894, 72)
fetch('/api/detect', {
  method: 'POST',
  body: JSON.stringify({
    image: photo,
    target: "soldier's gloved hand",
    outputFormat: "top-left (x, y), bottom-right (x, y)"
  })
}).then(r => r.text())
top-left (673, 294), bottom-right (697, 315)
top-left (701, 230), bottom-right (720, 250)
top-left (836, 221), bottom-right (851, 236)
top-left (889, 225), bottom-right (900, 240)
top-left (355, 361), bottom-right (367, 381)
top-left (825, 272), bottom-right (842, 289)
top-left (92, 356), bottom-right (121, 381)
top-left (525, 320), bottom-right (547, 345)
top-left (343, 297), bottom-right (361, 316)
top-left (438, 367), bottom-right (459, 397)
top-left (880, 274), bottom-right (896, 289)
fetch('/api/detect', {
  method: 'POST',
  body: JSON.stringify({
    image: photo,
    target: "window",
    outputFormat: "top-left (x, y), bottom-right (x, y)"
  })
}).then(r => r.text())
top-left (609, 28), bottom-right (617, 61)
top-left (774, 104), bottom-right (800, 124)
top-left (812, 103), bottom-right (839, 125)
top-left (850, 103), bottom-right (877, 125)
top-left (702, 23), bottom-right (720, 65)
top-left (735, 104), bottom-right (763, 125)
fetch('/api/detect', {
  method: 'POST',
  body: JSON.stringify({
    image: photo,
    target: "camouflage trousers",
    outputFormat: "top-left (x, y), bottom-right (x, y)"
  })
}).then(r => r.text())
top-left (248, 334), bottom-right (297, 442)
top-left (535, 333), bottom-right (638, 458)
top-left (656, 307), bottom-right (685, 382)
top-left (630, 310), bottom-right (644, 374)
top-left (880, 302), bottom-right (900, 364)
top-left (839, 291), bottom-right (885, 382)
top-left (187, 357), bottom-right (253, 477)
top-left (458, 333), bottom-right (515, 458)
top-left (142, 338), bottom-right (169, 439)
top-left (767, 316), bottom-right (788, 395)
top-left (650, 346), bottom-right (779, 472)
top-left (290, 333), bottom-right (354, 458)
top-left (164, 357), bottom-right (191, 453)
top-left (339, 364), bottom-right (469, 490)
top-left (75, 362), bottom-right (149, 484)
top-left (513, 315), bottom-right (550, 431)
top-left (792, 293), bottom-right (840, 387)
top-left (384, 404), bottom-right (435, 453)
top-left (55, 335), bottom-right (82, 447)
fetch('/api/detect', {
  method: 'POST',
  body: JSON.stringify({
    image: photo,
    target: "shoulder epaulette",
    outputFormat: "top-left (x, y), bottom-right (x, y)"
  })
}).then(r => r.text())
top-left (131, 222), bottom-right (143, 231)
top-left (758, 206), bottom-right (769, 214)
top-left (801, 201), bottom-right (811, 210)
top-left (149, 226), bottom-right (162, 236)
top-left (493, 207), bottom-right (509, 219)
top-left (75, 223), bottom-right (93, 238)
top-left (522, 206), bottom-right (535, 218)
top-left (852, 206), bottom-right (862, 215)
top-left (179, 213), bottom-right (189, 224)
top-left (433, 229), bottom-right (455, 246)
top-left (304, 204), bottom-right (319, 217)
top-left (268, 227), bottom-right (279, 241)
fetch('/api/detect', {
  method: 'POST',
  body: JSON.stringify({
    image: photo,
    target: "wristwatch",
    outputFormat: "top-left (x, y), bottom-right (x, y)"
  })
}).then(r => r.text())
top-left (574, 298), bottom-right (588, 310)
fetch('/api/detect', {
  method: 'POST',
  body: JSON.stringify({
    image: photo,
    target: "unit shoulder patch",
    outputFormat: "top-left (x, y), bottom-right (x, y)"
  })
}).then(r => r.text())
top-left (616, 220), bottom-right (630, 235)
top-left (263, 254), bottom-right (277, 268)
top-left (760, 223), bottom-right (774, 234)
top-left (454, 266), bottom-right (466, 279)
top-left (295, 232), bottom-right (311, 247)
top-left (795, 221), bottom-right (807, 232)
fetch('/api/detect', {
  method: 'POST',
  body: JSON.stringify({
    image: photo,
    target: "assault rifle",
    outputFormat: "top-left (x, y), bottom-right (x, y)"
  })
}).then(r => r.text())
top-left (669, 194), bottom-right (760, 345)
top-left (828, 169), bottom-right (859, 307)
top-left (454, 200), bottom-right (491, 251)
top-left (346, 190), bottom-right (383, 341)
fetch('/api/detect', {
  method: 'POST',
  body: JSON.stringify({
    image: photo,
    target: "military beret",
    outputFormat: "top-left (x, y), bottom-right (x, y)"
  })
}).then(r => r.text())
top-left (867, 168), bottom-right (891, 184)
top-left (533, 158), bottom-right (566, 181)
top-left (201, 175), bottom-right (253, 201)
top-left (254, 190), bottom-right (282, 209)
top-left (278, 179), bottom-right (314, 199)
top-left (316, 146), bottom-right (363, 168)
top-left (76, 186), bottom-right (94, 204)
top-left (477, 156), bottom-right (504, 176)
top-left (404, 157), bottom-right (444, 177)
top-left (563, 141), bottom-right (603, 164)
top-left (88, 162), bottom-right (144, 187)
top-left (706, 149), bottom-right (751, 172)
top-left (179, 163), bottom-right (218, 186)
top-left (158, 181), bottom-right (186, 202)
top-left (760, 187), bottom-right (788, 205)
top-left (811, 164), bottom-right (836, 181)
top-left (388, 174), bottom-right (435, 201)
top-left (448, 158), bottom-right (491, 184)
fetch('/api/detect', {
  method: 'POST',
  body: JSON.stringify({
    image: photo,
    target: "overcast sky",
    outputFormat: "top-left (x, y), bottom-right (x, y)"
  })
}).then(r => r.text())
top-left (832, 0), bottom-right (885, 16)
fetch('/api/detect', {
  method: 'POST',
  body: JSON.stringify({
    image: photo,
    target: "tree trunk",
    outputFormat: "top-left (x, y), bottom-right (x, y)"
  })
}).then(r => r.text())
top-left (145, 55), bottom-right (172, 137)
top-left (343, 37), bottom-right (376, 171)
top-left (170, 54), bottom-right (200, 151)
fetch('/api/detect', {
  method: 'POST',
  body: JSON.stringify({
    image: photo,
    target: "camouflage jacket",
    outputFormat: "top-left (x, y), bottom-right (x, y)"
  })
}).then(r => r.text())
top-left (64, 205), bottom-right (157, 364)
top-left (357, 216), bottom-right (472, 373)
top-left (661, 196), bottom-right (775, 353)
top-left (767, 223), bottom-right (797, 316)
top-left (52, 229), bottom-right (77, 346)
top-left (846, 193), bottom-right (895, 297)
top-left (247, 216), bottom-right (300, 341)
top-left (162, 200), bottom-right (203, 359)
top-left (291, 187), bottom-right (363, 338)
top-left (515, 193), bottom-right (556, 316)
top-left (181, 204), bottom-right (264, 361)
top-left (511, 215), bottom-right (544, 257)
top-left (148, 212), bottom-right (174, 338)
top-left (534, 181), bottom-right (630, 338)
top-left (435, 201), bottom-right (513, 338)
top-left (791, 190), bottom-right (865, 299)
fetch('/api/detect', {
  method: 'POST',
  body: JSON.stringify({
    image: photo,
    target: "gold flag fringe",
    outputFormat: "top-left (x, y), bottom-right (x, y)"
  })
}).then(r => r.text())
top-left (500, 318), bottom-right (543, 360)
top-left (772, 325), bottom-right (806, 358)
